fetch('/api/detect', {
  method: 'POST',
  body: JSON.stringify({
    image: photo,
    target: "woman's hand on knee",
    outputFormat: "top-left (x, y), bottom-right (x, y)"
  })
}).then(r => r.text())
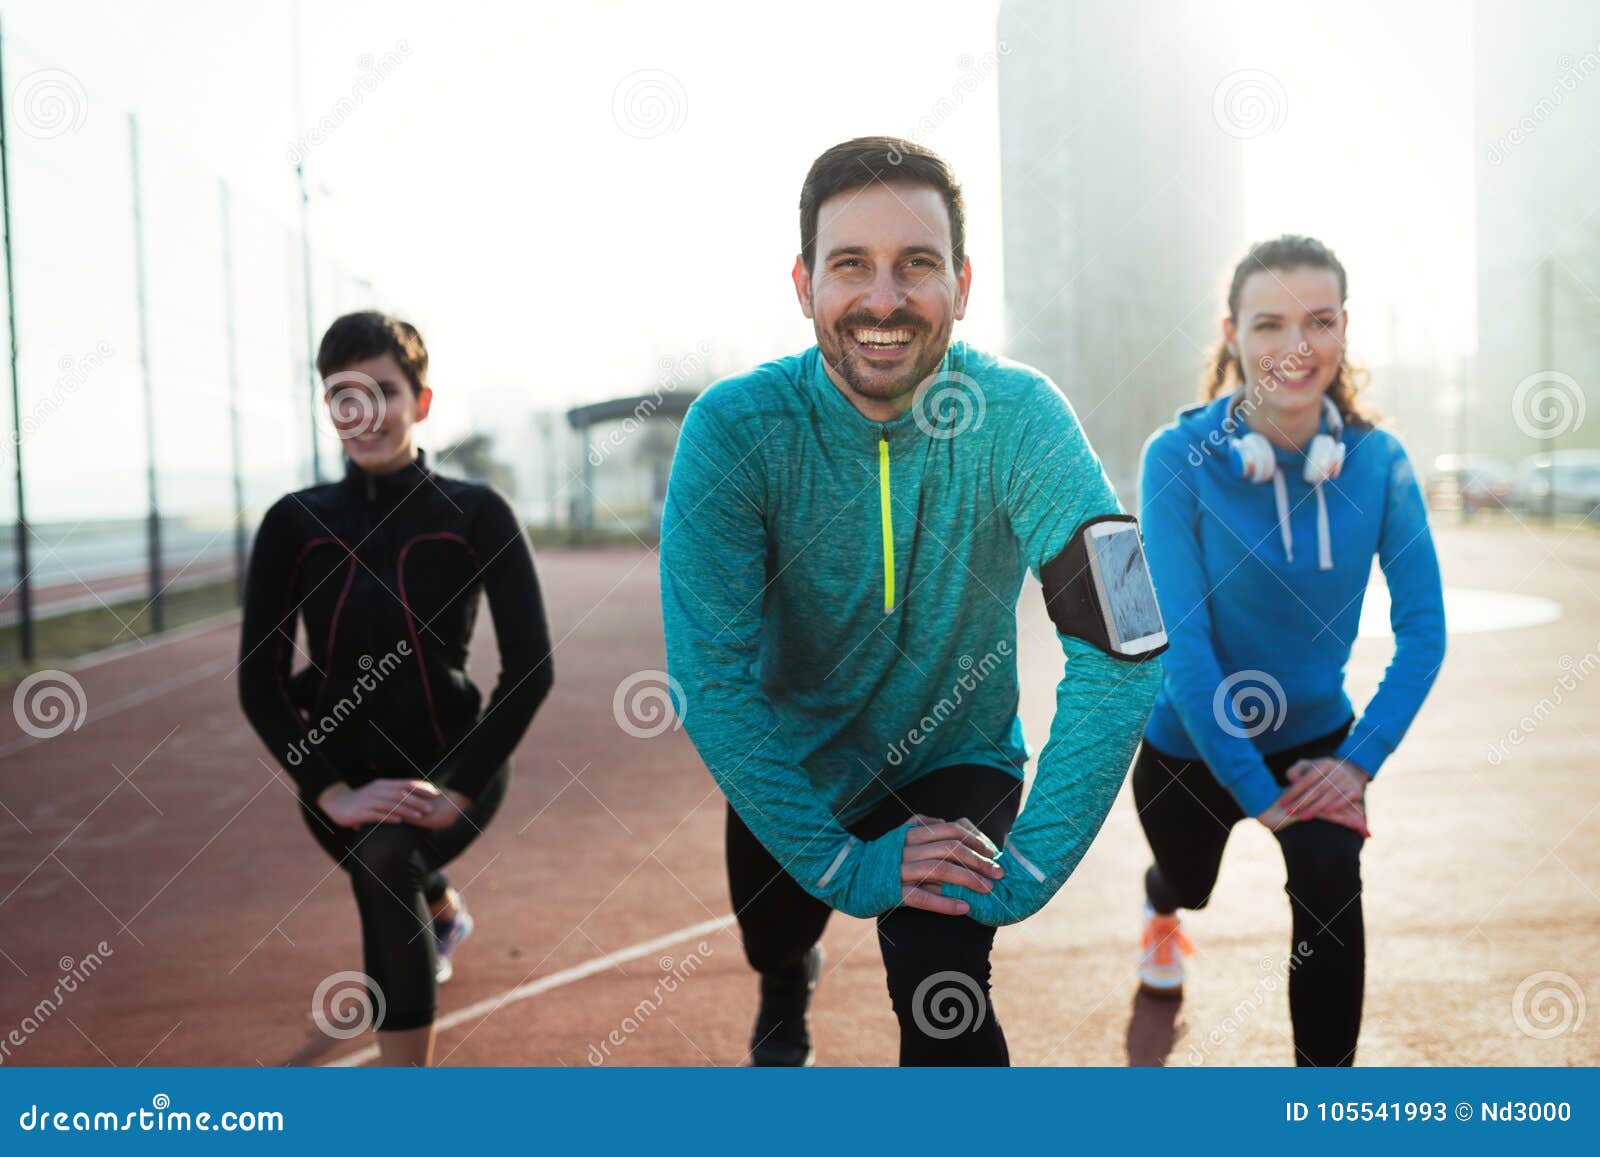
top-left (1298, 793), bottom-right (1372, 839)
top-left (1281, 758), bottom-right (1370, 819)
top-left (317, 778), bottom-right (441, 828)
top-left (1258, 795), bottom-right (1370, 838)
top-left (405, 787), bottom-right (474, 830)
top-left (1255, 798), bottom-right (1299, 832)
top-left (1258, 764), bottom-right (1372, 839)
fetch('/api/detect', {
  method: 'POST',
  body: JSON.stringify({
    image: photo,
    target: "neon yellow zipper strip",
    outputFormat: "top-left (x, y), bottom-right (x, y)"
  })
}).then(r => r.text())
top-left (878, 432), bottom-right (894, 613)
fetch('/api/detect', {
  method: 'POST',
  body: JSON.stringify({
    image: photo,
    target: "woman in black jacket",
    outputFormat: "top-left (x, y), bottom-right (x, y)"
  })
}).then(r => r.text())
top-left (238, 312), bottom-right (553, 1065)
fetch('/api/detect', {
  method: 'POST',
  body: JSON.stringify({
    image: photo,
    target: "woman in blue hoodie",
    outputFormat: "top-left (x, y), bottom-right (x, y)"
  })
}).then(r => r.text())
top-left (1133, 236), bottom-right (1446, 1066)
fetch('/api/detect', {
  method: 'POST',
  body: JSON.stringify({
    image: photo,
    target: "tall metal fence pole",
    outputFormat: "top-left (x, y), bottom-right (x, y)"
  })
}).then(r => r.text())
top-left (129, 113), bottom-right (163, 633)
top-left (297, 161), bottom-right (320, 486)
top-left (0, 15), bottom-right (32, 661)
top-left (290, 0), bottom-right (321, 486)
top-left (220, 180), bottom-right (245, 604)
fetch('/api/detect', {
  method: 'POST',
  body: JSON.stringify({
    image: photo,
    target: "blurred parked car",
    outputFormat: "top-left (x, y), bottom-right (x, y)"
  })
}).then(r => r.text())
top-left (1425, 453), bottom-right (1515, 514)
top-left (1509, 450), bottom-right (1600, 521)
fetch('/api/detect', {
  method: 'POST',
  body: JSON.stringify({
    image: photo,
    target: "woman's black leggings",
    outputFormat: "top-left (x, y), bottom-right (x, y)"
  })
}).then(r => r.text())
top-left (298, 764), bottom-right (508, 1031)
top-left (726, 764), bottom-right (1022, 1067)
top-left (1132, 719), bottom-right (1364, 1066)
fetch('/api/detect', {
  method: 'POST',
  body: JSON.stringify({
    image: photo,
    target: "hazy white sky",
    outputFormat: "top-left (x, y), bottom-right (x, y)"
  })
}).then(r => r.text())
top-left (0, 0), bottom-right (1476, 514)
top-left (1234, 0), bottom-right (1476, 367)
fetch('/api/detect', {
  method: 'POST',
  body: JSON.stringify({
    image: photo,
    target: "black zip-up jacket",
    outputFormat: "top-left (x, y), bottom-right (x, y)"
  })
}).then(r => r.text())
top-left (237, 448), bottom-right (554, 801)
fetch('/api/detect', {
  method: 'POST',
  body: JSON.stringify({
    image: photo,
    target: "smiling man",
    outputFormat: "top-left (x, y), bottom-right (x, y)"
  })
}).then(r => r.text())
top-left (659, 137), bottom-right (1165, 1066)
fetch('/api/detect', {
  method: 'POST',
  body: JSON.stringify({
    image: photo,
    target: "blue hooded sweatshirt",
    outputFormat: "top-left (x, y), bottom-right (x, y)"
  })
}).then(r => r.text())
top-left (1139, 390), bottom-right (1447, 816)
top-left (659, 341), bottom-right (1162, 926)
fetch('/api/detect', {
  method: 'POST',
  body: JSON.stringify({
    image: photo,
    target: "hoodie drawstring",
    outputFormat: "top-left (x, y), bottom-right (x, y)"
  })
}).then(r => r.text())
top-left (1314, 483), bottom-right (1333, 571)
top-left (1271, 469), bottom-right (1334, 571)
top-left (1220, 391), bottom-right (1338, 572)
top-left (1271, 472), bottom-right (1293, 564)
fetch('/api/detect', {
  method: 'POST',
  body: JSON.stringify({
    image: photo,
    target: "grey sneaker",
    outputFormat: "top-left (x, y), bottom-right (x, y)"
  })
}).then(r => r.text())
top-left (433, 900), bottom-right (475, 985)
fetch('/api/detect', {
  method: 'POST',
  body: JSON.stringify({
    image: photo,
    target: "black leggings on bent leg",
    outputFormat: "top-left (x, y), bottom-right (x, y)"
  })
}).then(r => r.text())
top-left (299, 764), bottom-right (508, 1032)
top-left (726, 764), bottom-right (1023, 1066)
top-left (1131, 720), bottom-right (1365, 1067)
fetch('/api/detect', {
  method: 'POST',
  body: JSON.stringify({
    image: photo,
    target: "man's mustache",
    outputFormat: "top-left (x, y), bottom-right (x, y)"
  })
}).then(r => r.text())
top-left (837, 313), bottom-right (924, 334)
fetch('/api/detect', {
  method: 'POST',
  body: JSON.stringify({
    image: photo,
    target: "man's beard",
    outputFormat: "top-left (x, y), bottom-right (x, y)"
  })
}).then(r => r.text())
top-left (814, 309), bottom-right (952, 405)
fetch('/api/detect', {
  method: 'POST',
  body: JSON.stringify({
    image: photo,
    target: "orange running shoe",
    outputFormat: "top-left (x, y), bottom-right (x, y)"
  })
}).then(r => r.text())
top-left (1137, 901), bottom-right (1193, 997)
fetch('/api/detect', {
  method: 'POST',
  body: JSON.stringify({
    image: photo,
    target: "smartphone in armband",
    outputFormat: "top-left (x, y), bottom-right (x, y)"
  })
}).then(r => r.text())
top-left (1041, 515), bottom-right (1169, 661)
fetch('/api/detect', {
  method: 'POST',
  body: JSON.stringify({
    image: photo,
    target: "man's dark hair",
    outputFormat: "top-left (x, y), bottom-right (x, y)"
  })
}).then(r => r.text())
top-left (316, 311), bottom-right (429, 396)
top-left (798, 136), bottom-right (966, 274)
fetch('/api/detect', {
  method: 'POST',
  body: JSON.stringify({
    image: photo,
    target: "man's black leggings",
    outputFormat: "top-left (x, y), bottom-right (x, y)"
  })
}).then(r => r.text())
top-left (298, 764), bottom-right (508, 1031)
top-left (1132, 719), bottom-right (1364, 1067)
top-left (726, 764), bottom-right (1022, 1066)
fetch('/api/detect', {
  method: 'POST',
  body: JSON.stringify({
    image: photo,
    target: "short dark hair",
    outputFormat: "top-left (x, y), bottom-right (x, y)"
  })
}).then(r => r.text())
top-left (316, 311), bottom-right (429, 396)
top-left (798, 136), bottom-right (966, 274)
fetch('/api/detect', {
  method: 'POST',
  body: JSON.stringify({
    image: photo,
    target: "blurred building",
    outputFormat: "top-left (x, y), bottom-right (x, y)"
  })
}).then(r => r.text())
top-left (997, 0), bottom-right (1248, 492)
top-left (1474, 0), bottom-right (1600, 464)
top-left (433, 431), bottom-right (517, 495)
top-left (566, 392), bottom-right (700, 534)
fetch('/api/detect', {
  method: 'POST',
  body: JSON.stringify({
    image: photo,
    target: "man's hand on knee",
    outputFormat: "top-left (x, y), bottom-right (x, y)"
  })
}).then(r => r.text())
top-left (898, 815), bottom-right (1005, 916)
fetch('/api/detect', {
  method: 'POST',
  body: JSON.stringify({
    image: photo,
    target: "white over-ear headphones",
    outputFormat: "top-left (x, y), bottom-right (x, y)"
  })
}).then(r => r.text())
top-left (1227, 393), bottom-right (1346, 570)
top-left (1228, 395), bottom-right (1345, 484)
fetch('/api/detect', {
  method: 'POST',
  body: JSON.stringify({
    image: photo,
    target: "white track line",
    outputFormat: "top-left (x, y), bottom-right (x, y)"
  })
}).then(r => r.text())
top-left (322, 914), bottom-right (737, 1067)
